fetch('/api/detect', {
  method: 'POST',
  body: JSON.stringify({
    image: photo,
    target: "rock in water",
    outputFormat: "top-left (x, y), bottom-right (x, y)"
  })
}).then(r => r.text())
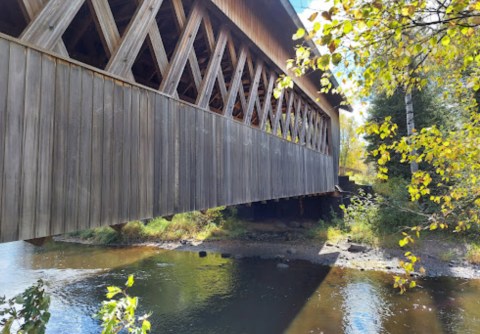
top-left (277, 263), bottom-right (289, 269)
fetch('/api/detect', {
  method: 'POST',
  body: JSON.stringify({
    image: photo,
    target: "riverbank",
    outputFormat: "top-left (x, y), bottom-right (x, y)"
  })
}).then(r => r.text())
top-left (56, 227), bottom-right (480, 280)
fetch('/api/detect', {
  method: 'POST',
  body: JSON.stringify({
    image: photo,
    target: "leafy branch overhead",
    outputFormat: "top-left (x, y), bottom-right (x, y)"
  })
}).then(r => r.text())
top-left (281, 0), bottom-right (480, 100)
top-left (282, 0), bottom-right (480, 293)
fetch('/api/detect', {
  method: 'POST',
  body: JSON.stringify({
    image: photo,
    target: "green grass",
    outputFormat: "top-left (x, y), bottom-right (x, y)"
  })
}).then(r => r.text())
top-left (70, 207), bottom-right (247, 245)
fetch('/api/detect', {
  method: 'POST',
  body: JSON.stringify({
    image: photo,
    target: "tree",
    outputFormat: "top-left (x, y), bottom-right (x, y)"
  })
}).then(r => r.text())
top-left (366, 88), bottom-right (449, 179)
top-left (280, 0), bottom-right (480, 292)
top-left (339, 113), bottom-right (366, 175)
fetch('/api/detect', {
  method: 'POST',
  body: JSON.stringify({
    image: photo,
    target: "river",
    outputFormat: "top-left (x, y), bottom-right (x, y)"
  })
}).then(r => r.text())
top-left (1, 241), bottom-right (480, 333)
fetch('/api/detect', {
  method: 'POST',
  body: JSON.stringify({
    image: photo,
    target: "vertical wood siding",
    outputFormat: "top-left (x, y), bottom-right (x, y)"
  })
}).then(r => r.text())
top-left (0, 37), bottom-right (335, 243)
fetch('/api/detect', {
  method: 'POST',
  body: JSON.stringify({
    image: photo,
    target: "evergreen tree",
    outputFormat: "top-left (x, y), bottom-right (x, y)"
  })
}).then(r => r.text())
top-left (365, 88), bottom-right (448, 179)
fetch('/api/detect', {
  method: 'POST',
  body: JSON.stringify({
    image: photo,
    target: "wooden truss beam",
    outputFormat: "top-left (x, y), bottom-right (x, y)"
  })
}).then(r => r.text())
top-left (20, 0), bottom-right (84, 52)
top-left (106, 0), bottom-right (163, 77)
top-left (160, 0), bottom-right (203, 96)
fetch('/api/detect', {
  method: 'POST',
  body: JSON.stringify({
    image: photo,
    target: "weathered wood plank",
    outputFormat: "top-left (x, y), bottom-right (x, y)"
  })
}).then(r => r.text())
top-left (35, 54), bottom-right (55, 238)
top-left (120, 84), bottom-right (131, 221)
top-left (112, 81), bottom-right (124, 225)
top-left (153, 94), bottom-right (164, 216)
top-left (21, 0), bottom-right (85, 51)
top-left (90, 73), bottom-right (104, 229)
top-left (1, 43), bottom-right (25, 242)
top-left (146, 91), bottom-right (155, 217)
top-left (20, 48), bottom-right (42, 240)
top-left (168, 98), bottom-right (177, 214)
top-left (129, 86), bottom-right (140, 220)
top-left (172, 101), bottom-right (181, 212)
top-left (106, 0), bottom-right (164, 77)
top-left (0, 39), bottom-right (8, 241)
top-left (138, 89), bottom-right (148, 219)
top-left (51, 60), bottom-right (69, 235)
top-left (195, 108), bottom-right (205, 210)
top-left (77, 69), bottom-right (93, 232)
top-left (64, 64), bottom-right (82, 234)
top-left (158, 96), bottom-right (170, 215)
top-left (160, 1), bottom-right (203, 96)
top-left (101, 78), bottom-right (114, 225)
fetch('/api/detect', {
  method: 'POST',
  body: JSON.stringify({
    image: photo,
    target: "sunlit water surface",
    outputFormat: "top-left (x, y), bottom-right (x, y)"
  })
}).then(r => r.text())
top-left (1, 241), bottom-right (480, 334)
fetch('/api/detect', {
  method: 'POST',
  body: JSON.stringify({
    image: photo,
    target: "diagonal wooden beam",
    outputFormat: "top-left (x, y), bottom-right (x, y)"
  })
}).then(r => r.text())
top-left (202, 14), bottom-right (228, 103)
top-left (293, 97), bottom-right (302, 142)
top-left (20, 0), bottom-right (83, 52)
top-left (283, 91), bottom-right (295, 140)
top-left (300, 106), bottom-right (307, 145)
top-left (196, 26), bottom-right (228, 109)
top-left (172, 0), bottom-right (203, 91)
top-left (244, 60), bottom-right (263, 125)
top-left (227, 38), bottom-right (248, 113)
top-left (106, 0), bottom-right (163, 77)
top-left (224, 46), bottom-right (248, 117)
top-left (259, 71), bottom-right (276, 130)
top-left (88, 0), bottom-right (122, 58)
top-left (317, 116), bottom-right (325, 152)
top-left (160, 0), bottom-right (203, 96)
top-left (272, 89), bottom-right (286, 135)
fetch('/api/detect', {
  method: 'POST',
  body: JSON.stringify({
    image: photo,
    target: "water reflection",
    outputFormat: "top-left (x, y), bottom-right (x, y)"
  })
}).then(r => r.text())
top-left (1, 241), bottom-right (480, 334)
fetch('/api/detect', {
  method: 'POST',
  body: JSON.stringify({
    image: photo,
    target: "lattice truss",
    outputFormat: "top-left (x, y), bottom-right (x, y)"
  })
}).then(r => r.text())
top-left (0, 0), bottom-right (330, 153)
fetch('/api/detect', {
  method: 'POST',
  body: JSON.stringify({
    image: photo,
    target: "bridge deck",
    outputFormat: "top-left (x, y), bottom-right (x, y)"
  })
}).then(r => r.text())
top-left (0, 35), bottom-right (335, 243)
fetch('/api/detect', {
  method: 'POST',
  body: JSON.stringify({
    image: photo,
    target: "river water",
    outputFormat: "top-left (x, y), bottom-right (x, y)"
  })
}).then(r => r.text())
top-left (1, 241), bottom-right (480, 334)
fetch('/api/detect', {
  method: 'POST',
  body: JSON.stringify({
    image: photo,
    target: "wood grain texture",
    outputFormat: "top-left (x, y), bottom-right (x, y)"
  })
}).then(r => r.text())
top-left (0, 36), bottom-right (337, 243)
top-left (21, 0), bottom-right (85, 50)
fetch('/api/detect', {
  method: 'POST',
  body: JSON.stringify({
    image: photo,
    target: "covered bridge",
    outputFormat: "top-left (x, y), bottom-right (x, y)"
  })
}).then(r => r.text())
top-left (0, 0), bottom-right (347, 243)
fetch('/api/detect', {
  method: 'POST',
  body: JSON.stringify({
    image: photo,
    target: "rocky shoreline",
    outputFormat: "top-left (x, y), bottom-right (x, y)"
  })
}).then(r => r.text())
top-left (56, 235), bottom-right (480, 280)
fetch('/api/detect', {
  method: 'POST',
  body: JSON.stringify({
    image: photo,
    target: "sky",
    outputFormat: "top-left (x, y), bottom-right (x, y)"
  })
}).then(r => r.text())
top-left (289, 0), bottom-right (367, 124)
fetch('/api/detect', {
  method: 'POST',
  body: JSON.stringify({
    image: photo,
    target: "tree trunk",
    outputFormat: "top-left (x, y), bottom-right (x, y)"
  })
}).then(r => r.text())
top-left (405, 90), bottom-right (419, 174)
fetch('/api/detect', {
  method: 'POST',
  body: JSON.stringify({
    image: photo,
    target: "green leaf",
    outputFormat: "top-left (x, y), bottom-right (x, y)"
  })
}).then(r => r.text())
top-left (441, 35), bottom-right (450, 46)
top-left (292, 28), bottom-right (305, 40)
top-left (343, 21), bottom-right (353, 34)
top-left (126, 275), bottom-right (135, 288)
top-left (106, 286), bottom-right (122, 299)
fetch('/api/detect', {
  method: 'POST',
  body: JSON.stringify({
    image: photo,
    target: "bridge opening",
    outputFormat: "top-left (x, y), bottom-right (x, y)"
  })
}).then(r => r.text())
top-left (63, 1), bottom-right (110, 69)
top-left (0, 0), bottom-right (27, 38)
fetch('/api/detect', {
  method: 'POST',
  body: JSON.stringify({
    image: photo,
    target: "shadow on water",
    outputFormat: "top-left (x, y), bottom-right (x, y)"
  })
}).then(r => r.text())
top-left (58, 248), bottom-right (340, 334)
top-left (4, 241), bottom-right (480, 334)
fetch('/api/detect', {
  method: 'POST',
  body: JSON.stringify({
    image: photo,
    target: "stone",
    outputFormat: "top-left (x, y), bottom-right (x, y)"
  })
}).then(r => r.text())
top-left (277, 263), bottom-right (289, 269)
top-left (347, 244), bottom-right (368, 253)
top-left (199, 251), bottom-right (207, 258)
top-left (286, 248), bottom-right (296, 255)
top-left (221, 253), bottom-right (231, 259)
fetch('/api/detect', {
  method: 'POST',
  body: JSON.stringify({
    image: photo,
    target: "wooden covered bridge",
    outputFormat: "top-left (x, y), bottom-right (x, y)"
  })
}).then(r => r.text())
top-left (0, 0), bottom-right (347, 243)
